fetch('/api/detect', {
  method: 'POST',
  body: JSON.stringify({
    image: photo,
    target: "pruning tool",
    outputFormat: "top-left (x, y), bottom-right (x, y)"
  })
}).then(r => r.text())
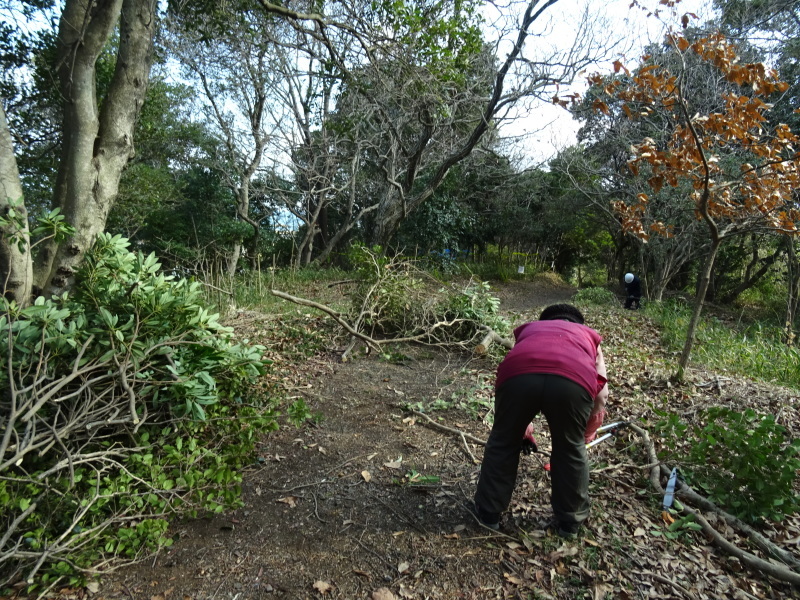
top-left (585, 421), bottom-right (629, 449)
top-left (524, 420), bottom-right (630, 472)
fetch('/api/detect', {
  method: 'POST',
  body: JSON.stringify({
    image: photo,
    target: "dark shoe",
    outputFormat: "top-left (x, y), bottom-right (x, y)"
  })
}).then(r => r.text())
top-left (553, 521), bottom-right (580, 539)
top-left (556, 526), bottom-right (578, 540)
top-left (466, 501), bottom-right (500, 530)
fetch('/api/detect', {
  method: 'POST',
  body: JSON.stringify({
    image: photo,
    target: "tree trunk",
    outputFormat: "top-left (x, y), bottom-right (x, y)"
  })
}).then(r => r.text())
top-left (0, 104), bottom-right (33, 305)
top-left (369, 0), bottom-right (552, 247)
top-left (33, 0), bottom-right (157, 298)
top-left (719, 239), bottom-right (784, 305)
top-left (784, 237), bottom-right (800, 345)
top-left (234, 179), bottom-right (261, 272)
top-left (226, 242), bottom-right (241, 277)
top-left (675, 237), bottom-right (721, 381)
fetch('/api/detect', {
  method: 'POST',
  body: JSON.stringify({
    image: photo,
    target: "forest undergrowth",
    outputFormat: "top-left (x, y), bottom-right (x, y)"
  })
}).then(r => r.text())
top-left (9, 272), bottom-right (800, 599)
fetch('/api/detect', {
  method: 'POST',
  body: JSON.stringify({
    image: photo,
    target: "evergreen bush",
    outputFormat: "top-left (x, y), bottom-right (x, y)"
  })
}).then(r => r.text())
top-left (0, 234), bottom-right (275, 591)
top-left (656, 407), bottom-right (800, 524)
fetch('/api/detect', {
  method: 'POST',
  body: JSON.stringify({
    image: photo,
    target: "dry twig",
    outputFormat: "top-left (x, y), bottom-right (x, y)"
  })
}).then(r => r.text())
top-left (410, 409), bottom-right (487, 446)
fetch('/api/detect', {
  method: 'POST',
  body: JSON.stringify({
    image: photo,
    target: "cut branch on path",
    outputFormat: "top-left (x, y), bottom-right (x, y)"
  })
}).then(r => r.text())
top-left (627, 422), bottom-right (800, 587)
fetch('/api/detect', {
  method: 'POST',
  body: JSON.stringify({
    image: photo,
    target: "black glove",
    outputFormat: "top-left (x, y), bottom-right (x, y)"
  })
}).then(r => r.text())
top-left (521, 438), bottom-right (538, 455)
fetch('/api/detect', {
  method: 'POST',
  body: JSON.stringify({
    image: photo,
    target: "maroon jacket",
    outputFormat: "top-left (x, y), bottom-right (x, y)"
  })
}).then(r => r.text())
top-left (495, 320), bottom-right (607, 397)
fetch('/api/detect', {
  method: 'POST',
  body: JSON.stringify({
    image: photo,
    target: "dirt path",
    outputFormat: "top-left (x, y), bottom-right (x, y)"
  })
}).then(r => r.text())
top-left (90, 276), bottom-right (800, 600)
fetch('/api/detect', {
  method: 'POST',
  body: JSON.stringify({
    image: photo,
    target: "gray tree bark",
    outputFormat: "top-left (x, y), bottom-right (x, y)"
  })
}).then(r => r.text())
top-left (0, 104), bottom-right (33, 304)
top-left (33, 0), bottom-right (157, 297)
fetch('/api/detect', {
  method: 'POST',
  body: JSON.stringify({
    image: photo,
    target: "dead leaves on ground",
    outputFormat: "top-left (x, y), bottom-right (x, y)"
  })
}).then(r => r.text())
top-left (473, 306), bottom-right (800, 598)
top-left (231, 301), bottom-right (800, 599)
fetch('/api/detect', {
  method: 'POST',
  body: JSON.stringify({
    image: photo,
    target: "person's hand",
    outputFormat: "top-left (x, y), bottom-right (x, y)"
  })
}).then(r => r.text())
top-left (584, 409), bottom-right (606, 444)
top-left (521, 423), bottom-right (538, 455)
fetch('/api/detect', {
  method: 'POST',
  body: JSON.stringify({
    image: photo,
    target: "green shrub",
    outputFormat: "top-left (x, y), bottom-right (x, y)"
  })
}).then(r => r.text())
top-left (656, 407), bottom-right (800, 524)
top-left (574, 286), bottom-right (617, 306)
top-left (0, 234), bottom-right (276, 590)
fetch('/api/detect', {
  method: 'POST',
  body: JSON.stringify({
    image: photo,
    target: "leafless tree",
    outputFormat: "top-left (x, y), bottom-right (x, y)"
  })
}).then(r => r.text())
top-left (250, 0), bottom-right (623, 264)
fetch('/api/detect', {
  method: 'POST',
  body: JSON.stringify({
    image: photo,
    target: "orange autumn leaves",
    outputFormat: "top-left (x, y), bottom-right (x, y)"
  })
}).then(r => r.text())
top-left (590, 32), bottom-right (800, 241)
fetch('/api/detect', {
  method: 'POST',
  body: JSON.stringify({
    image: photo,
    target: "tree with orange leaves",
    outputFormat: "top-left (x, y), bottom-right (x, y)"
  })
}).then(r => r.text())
top-left (591, 30), bottom-right (800, 380)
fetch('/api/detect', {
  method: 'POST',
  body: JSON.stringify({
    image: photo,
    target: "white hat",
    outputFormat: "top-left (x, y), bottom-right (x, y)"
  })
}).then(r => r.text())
top-left (624, 273), bottom-right (634, 283)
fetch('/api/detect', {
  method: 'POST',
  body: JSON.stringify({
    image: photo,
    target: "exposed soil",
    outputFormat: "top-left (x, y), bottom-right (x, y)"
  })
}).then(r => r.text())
top-left (75, 276), bottom-right (800, 600)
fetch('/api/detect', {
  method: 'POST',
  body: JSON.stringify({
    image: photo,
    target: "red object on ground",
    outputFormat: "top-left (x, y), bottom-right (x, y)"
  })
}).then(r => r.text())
top-left (544, 463), bottom-right (551, 471)
top-left (523, 423), bottom-right (537, 445)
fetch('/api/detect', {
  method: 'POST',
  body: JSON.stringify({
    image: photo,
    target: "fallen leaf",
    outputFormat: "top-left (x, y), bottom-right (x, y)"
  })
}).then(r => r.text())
top-left (361, 470), bottom-right (372, 482)
top-left (443, 533), bottom-right (460, 539)
top-left (593, 583), bottom-right (614, 600)
top-left (503, 573), bottom-right (524, 585)
top-left (397, 561), bottom-right (410, 573)
top-left (372, 588), bottom-right (396, 600)
top-left (506, 542), bottom-right (522, 550)
top-left (633, 527), bottom-right (647, 537)
top-left (276, 496), bottom-right (299, 507)
top-left (318, 446), bottom-right (327, 455)
top-left (522, 536), bottom-right (534, 551)
top-left (398, 584), bottom-right (415, 598)
top-left (548, 545), bottom-right (579, 560)
top-left (352, 569), bottom-right (371, 579)
top-left (85, 582), bottom-right (99, 594)
top-left (313, 580), bottom-right (333, 594)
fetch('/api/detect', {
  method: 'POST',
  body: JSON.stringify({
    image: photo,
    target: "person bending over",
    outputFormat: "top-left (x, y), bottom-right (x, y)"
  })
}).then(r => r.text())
top-left (472, 304), bottom-right (609, 537)
top-left (624, 273), bottom-right (642, 310)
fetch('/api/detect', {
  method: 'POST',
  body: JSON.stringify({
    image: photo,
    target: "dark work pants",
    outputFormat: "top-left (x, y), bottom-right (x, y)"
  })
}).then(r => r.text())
top-left (474, 373), bottom-right (593, 529)
top-left (625, 295), bottom-right (641, 309)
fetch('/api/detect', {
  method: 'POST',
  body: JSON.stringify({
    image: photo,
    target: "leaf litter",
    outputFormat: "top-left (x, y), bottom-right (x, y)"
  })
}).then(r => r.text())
top-left (65, 279), bottom-right (800, 599)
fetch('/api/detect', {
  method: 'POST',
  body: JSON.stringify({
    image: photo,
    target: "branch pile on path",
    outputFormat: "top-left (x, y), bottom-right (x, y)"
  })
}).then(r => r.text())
top-left (271, 252), bottom-right (512, 359)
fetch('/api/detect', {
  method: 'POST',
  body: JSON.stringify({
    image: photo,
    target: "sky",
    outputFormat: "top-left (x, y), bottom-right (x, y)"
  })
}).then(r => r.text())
top-left (501, 0), bottom-right (719, 165)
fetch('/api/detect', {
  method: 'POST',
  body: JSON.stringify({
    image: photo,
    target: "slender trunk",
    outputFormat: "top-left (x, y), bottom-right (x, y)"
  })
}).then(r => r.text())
top-left (301, 237), bottom-right (314, 266)
top-left (0, 104), bottom-right (33, 305)
top-left (226, 242), bottom-right (241, 277)
top-left (235, 181), bottom-right (260, 272)
top-left (784, 237), bottom-right (799, 346)
top-left (675, 237), bottom-right (721, 381)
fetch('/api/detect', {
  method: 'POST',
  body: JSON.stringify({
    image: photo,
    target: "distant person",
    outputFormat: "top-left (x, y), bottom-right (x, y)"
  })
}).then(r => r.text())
top-left (624, 273), bottom-right (641, 310)
top-left (471, 304), bottom-right (609, 538)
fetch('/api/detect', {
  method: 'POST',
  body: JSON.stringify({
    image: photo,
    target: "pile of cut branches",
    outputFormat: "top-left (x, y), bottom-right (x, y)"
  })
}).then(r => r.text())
top-left (0, 235), bottom-right (273, 594)
top-left (272, 246), bottom-right (513, 359)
